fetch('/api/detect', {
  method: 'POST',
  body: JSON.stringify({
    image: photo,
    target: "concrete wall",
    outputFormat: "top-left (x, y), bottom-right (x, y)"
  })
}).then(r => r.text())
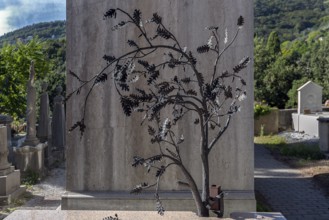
top-left (255, 107), bottom-right (329, 135)
top-left (65, 0), bottom-right (255, 216)
top-left (279, 109), bottom-right (297, 131)
top-left (254, 109), bottom-right (279, 136)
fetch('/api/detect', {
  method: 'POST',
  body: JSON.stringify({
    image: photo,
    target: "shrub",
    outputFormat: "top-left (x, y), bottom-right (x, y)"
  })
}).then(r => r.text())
top-left (254, 102), bottom-right (271, 119)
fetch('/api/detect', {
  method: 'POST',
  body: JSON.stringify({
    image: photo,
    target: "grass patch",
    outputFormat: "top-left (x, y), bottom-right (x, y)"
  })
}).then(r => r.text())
top-left (254, 135), bottom-right (286, 146)
top-left (21, 169), bottom-right (40, 186)
top-left (255, 135), bottom-right (325, 160)
top-left (279, 143), bottom-right (325, 160)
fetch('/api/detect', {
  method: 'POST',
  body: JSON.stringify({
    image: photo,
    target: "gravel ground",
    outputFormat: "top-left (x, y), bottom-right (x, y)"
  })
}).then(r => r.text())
top-left (18, 164), bottom-right (66, 210)
top-left (277, 131), bottom-right (319, 144)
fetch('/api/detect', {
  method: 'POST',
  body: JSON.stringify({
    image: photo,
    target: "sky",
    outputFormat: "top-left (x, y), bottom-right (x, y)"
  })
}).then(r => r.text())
top-left (0, 0), bottom-right (66, 36)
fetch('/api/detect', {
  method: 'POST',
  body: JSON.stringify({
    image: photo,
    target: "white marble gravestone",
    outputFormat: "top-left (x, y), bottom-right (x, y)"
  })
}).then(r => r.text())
top-left (292, 81), bottom-right (329, 137)
top-left (64, 0), bottom-right (255, 217)
top-left (298, 81), bottom-right (323, 114)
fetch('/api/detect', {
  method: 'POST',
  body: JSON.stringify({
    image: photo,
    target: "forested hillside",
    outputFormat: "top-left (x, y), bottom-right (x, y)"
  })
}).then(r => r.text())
top-left (0, 21), bottom-right (65, 45)
top-left (0, 22), bottom-right (66, 119)
top-left (1, 1), bottom-right (329, 116)
top-left (255, 0), bottom-right (329, 41)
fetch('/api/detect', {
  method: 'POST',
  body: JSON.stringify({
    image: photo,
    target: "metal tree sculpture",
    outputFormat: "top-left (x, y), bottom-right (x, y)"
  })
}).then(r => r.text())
top-left (68, 8), bottom-right (249, 217)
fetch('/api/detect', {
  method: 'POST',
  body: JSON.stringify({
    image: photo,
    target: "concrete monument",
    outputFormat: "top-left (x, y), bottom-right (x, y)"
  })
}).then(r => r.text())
top-left (0, 115), bottom-right (13, 163)
top-left (0, 126), bottom-right (25, 205)
top-left (51, 86), bottom-right (66, 161)
top-left (22, 61), bottom-right (40, 146)
top-left (318, 117), bottom-right (329, 152)
top-left (297, 81), bottom-right (322, 114)
top-left (14, 61), bottom-right (45, 175)
top-left (37, 82), bottom-right (50, 143)
top-left (64, 0), bottom-right (255, 217)
top-left (292, 81), bottom-right (329, 137)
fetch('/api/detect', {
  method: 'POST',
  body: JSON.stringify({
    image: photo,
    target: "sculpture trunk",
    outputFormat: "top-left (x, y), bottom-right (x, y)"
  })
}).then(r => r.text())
top-left (201, 134), bottom-right (210, 217)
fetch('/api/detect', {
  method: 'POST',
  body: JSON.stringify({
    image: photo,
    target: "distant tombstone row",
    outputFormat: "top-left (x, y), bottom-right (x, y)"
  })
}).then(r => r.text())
top-left (38, 79), bottom-right (66, 167)
top-left (38, 84), bottom-right (66, 166)
top-left (3, 61), bottom-right (66, 176)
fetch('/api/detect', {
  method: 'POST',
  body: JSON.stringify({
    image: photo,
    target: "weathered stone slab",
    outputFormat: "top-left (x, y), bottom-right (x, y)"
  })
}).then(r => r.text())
top-left (51, 86), bottom-right (66, 162)
top-left (0, 126), bottom-right (25, 205)
top-left (318, 117), bottom-right (329, 152)
top-left (5, 210), bottom-right (225, 220)
top-left (0, 115), bottom-right (13, 163)
top-left (13, 144), bottom-right (46, 175)
top-left (230, 212), bottom-right (286, 220)
top-left (37, 82), bottom-right (50, 143)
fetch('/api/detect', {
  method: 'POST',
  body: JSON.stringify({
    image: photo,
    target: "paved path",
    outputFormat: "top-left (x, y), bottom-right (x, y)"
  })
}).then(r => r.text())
top-left (255, 144), bottom-right (329, 220)
top-left (4, 145), bottom-right (329, 220)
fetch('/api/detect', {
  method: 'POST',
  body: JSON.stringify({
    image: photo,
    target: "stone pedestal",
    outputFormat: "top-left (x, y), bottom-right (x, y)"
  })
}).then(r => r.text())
top-left (318, 117), bottom-right (329, 152)
top-left (65, 0), bottom-right (255, 217)
top-left (0, 169), bottom-right (26, 205)
top-left (13, 143), bottom-right (46, 175)
top-left (0, 126), bottom-right (25, 205)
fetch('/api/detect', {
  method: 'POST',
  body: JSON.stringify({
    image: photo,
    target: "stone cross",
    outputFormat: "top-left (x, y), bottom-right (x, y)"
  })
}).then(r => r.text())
top-left (22, 61), bottom-right (40, 146)
top-left (37, 82), bottom-right (50, 143)
top-left (52, 86), bottom-right (65, 152)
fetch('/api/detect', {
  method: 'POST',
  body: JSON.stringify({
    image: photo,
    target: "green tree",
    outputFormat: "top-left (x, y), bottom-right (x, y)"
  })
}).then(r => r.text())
top-left (266, 31), bottom-right (281, 54)
top-left (0, 37), bottom-right (52, 119)
top-left (254, 36), bottom-right (275, 102)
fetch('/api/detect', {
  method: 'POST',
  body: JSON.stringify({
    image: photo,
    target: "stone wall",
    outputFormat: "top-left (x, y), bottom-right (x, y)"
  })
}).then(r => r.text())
top-left (254, 107), bottom-right (329, 135)
top-left (65, 0), bottom-right (255, 216)
top-left (254, 109), bottom-right (279, 136)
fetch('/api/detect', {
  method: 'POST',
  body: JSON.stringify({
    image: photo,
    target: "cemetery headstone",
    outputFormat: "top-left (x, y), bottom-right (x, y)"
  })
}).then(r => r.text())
top-left (37, 82), bottom-right (50, 143)
top-left (22, 61), bottom-right (40, 146)
top-left (63, 0), bottom-right (255, 217)
top-left (292, 81), bottom-right (327, 137)
top-left (14, 61), bottom-right (45, 175)
top-left (0, 115), bottom-right (13, 163)
top-left (297, 81), bottom-right (323, 114)
top-left (318, 117), bottom-right (329, 152)
top-left (51, 86), bottom-right (66, 161)
top-left (0, 126), bottom-right (26, 205)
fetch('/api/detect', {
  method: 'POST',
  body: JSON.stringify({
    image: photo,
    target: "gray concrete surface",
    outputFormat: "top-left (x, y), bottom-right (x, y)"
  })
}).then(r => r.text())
top-left (255, 144), bottom-right (329, 220)
top-left (4, 210), bottom-right (224, 220)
